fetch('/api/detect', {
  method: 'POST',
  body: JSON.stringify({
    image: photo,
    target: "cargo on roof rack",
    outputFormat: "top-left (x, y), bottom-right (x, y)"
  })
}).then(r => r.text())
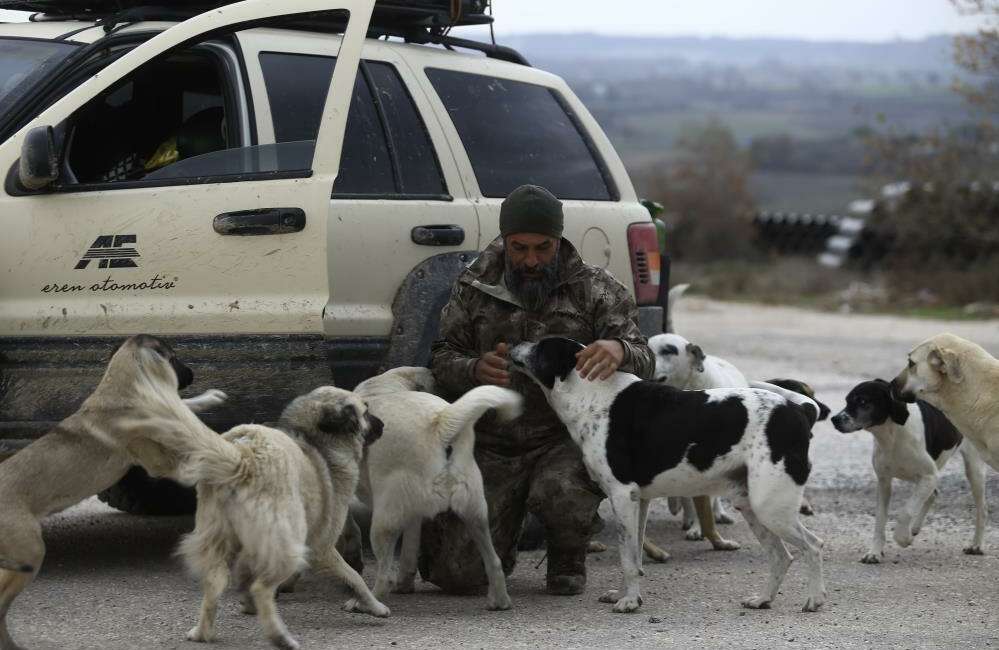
top-left (0, 0), bottom-right (493, 29)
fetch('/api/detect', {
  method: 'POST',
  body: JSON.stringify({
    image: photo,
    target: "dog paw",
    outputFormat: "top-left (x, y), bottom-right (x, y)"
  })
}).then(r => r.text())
top-left (186, 626), bottom-right (215, 643)
top-left (612, 594), bottom-right (643, 613)
top-left (598, 589), bottom-right (620, 604)
top-left (487, 592), bottom-right (513, 611)
top-left (963, 545), bottom-right (985, 556)
top-left (893, 527), bottom-right (914, 548)
top-left (860, 552), bottom-right (882, 564)
top-left (644, 546), bottom-right (671, 563)
top-left (741, 596), bottom-right (772, 610)
top-left (802, 594), bottom-right (825, 612)
top-left (271, 633), bottom-right (301, 650)
top-left (343, 598), bottom-right (391, 618)
top-left (587, 540), bottom-right (608, 553)
top-left (198, 389), bottom-right (228, 408)
top-left (710, 538), bottom-right (741, 551)
top-left (685, 526), bottom-right (705, 541)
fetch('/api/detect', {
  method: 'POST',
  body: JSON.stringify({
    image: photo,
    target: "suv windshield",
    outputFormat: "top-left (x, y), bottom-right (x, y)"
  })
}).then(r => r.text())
top-left (0, 38), bottom-right (78, 113)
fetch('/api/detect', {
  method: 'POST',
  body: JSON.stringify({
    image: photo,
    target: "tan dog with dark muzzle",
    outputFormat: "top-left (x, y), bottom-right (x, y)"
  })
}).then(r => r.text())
top-left (0, 334), bottom-right (224, 650)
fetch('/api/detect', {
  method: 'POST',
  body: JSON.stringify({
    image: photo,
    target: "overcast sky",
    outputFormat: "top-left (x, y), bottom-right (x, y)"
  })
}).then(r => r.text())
top-left (480, 0), bottom-right (987, 41)
top-left (0, 1), bottom-right (989, 41)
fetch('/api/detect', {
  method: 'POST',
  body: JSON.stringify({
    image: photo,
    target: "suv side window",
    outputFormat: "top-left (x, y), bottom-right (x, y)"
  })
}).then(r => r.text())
top-left (259, 53), bottom-right (446, 198)
top-left (425, 68), bottom-right (616, 201)
top-left (65, 47), bottom-right (243, 186)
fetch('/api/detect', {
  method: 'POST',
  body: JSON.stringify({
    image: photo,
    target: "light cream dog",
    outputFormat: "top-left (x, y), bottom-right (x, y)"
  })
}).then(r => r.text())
top-left (118, 385), bottom-right (388, 650)
top-left (0, 334), bottom-right (224, 650)
top-left (892, 332), bottom-right (999, 471)
top-left (353, 367), bottom-right (521, 610)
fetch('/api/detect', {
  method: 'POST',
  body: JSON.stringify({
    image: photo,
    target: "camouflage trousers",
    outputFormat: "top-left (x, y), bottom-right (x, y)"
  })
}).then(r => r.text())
top-left (418, 433), bottom-right (603, 593)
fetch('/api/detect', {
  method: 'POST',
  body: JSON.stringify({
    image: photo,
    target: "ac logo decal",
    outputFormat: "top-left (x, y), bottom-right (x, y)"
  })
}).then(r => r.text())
top-left (75, 234), bottom-right (139, 270)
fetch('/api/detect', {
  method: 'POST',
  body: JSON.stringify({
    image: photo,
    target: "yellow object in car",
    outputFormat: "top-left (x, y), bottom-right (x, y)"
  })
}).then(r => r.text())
top-left (144, 137), bottom-right (179, 171)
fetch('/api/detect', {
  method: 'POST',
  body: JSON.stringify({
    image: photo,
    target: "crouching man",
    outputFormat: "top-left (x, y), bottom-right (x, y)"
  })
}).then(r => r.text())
top-left (419, 184), bottom-right (654, 595)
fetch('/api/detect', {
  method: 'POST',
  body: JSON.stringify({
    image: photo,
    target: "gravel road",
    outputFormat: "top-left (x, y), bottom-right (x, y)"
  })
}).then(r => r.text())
top-left (7, 298), bottom-right (999, 650)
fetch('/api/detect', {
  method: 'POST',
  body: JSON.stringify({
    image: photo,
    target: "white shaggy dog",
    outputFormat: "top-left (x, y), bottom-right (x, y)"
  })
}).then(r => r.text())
top-left (353, 367), bottom-right (521, 610)
top-left (510, 337), bottom-right (826, 614)
top-left (119, 386), bottom-right (389, 650)
top-left (893, 332), bottom-right (999, 471)
top-left (832, 379), bottom-right (987, 561)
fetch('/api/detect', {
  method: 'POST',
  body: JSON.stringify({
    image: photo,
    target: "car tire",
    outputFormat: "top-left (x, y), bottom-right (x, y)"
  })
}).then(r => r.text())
top-left (97, 466), bottom-right (196, 515)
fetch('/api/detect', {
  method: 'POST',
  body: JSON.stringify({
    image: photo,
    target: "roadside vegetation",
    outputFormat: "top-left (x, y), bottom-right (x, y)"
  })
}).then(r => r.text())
top-left (616, 1), bottom-right (999, 317)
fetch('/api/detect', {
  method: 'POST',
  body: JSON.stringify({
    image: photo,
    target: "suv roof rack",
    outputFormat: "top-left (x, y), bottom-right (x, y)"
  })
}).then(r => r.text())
top-left (0, 0), bottom-right (529, 64)
top-left (0, 0), bottom-right (493, 27)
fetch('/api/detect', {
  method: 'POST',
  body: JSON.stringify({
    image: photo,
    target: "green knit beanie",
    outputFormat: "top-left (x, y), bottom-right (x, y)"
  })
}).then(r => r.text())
top-left (499, 184), bottom-right (564, 238)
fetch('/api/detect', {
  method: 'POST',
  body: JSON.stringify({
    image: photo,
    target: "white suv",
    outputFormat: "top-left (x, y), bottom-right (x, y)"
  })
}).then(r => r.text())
top-left (0, 0), bottom-right (667, 511)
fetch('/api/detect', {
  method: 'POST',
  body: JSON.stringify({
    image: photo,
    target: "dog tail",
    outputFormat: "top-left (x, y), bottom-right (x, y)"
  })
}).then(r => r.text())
top-left (666, 283), bottom-right (690, 334)
top-left (119, 413), bottom-right (244, 487)
top-left (434, 386), bottom-right (523, 446)
top-left (750, 380), bottom-right (821, 427)
top-left (0, 558), bottom-right (34, 573)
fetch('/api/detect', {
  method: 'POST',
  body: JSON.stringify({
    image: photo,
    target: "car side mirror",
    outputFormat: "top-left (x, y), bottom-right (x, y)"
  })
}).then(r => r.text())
top-left (19, 125), bottom-right (60, 190)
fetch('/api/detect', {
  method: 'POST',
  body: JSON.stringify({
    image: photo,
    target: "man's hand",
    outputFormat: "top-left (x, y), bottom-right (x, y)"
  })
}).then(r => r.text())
top-left (475, 342), bottom-right (511, 386)
top-left (575, 340), bottom-right (625, 381)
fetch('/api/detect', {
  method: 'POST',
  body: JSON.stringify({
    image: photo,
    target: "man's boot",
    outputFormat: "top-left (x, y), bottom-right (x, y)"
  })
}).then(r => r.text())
top-left (546, 547), bottom-right (586, 595)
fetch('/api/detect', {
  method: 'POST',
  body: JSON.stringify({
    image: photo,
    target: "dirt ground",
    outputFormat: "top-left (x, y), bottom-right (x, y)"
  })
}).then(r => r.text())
top-left (8, 298), bottom-right (999, 650)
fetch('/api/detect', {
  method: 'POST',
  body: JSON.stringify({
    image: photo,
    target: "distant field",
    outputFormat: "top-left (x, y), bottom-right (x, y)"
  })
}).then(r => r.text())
top-left (624, 165), bottom-right (865, 217)
top-left (606, 108), bottom-right (837, 156)
top-left (749, 171), bottom-right (867, 214)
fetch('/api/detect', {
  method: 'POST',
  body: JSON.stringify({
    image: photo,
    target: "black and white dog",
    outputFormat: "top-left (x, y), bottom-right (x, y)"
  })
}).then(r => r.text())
top-left (831, 379), bottom-right (987, 562)
top-left (509, 337), bottom-right (826, 613)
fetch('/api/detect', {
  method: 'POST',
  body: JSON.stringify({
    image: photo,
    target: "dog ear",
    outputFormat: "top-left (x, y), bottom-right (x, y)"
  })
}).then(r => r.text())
top-left (815, 399), bottom-right (831, 421)
top-left (929, 347), bottom-right (963, 384)
top-left (888, 395), bottom-right (909, 425)
top-left (537, 337), bottom-right (585, 386)
top-left (875, 380), bottom-right (910, 424)
top-left (317, 404), bottom-right (359, 434)
top-left (364, 412), bottom-right (384, 446)
top-left (686, 343), bottom-right (706, 373)
top-left (170, 358), bottom-right (194, 390)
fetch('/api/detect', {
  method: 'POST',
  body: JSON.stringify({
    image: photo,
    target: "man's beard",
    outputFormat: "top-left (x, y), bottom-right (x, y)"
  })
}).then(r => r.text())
top-left (505, 256), bottom-right (559, 312)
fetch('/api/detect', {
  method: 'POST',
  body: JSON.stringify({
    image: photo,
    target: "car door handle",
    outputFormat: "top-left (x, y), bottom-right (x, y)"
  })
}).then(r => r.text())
top-left (214, 208), bottom-right (306, 236)
top-left (411, 224), bottom-right (465, 246)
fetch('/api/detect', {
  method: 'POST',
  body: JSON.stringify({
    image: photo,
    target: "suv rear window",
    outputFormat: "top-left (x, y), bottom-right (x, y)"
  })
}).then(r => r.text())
top-left (425, 68), bottom-right (615, 201)
top-left (259, 53), bottom-right (446, 198)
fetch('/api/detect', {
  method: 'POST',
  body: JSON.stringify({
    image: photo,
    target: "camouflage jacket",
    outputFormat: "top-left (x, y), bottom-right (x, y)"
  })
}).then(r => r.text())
top-left (431, 236), bottom-right (655, 452)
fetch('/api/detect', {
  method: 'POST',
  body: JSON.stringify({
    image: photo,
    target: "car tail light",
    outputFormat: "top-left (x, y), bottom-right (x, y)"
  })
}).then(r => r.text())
top-left (627, 222), bottom-right (661, 305)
